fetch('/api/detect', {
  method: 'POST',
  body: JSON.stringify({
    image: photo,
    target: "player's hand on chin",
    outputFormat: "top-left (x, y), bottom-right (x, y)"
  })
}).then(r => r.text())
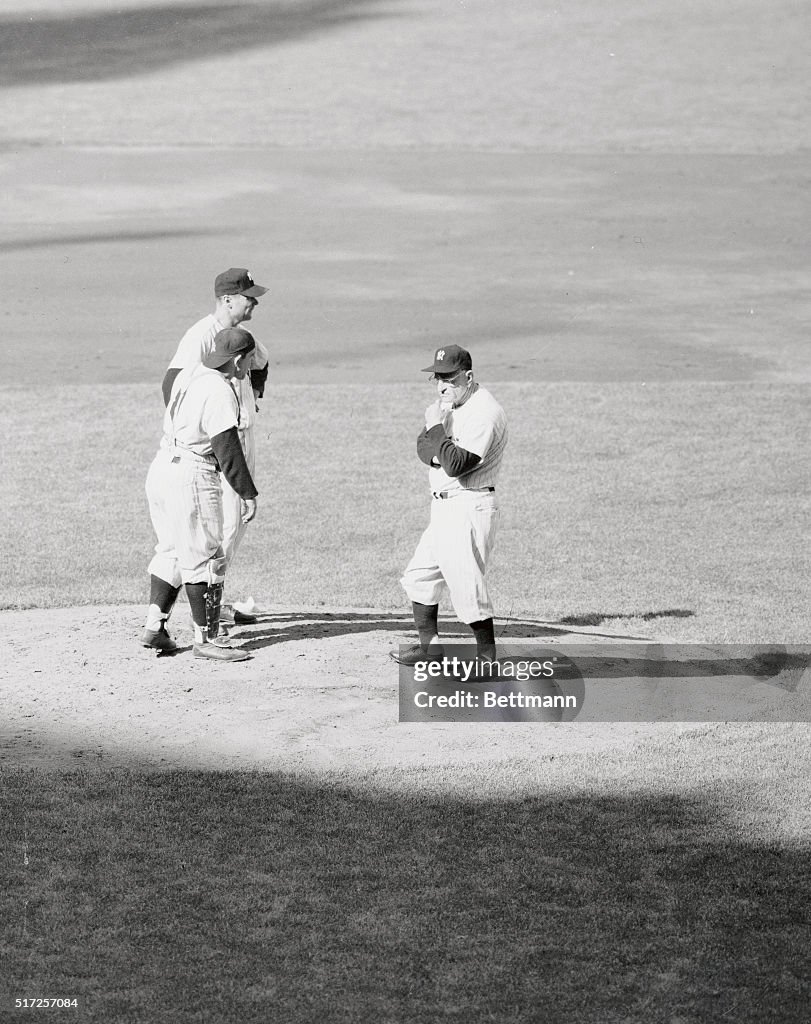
top-left (425, 400), bottom-right (445, 429)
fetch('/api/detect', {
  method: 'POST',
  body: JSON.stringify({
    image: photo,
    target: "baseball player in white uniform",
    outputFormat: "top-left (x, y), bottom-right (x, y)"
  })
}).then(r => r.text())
top-left (143, 328), bottom-right (259, 662)
top-left (392, 345), bottom-right (508, 666)
top-left (162, 268), bottom-right (269, 623)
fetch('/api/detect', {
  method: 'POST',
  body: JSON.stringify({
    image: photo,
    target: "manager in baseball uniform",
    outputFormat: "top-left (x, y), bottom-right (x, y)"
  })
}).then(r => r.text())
top-left (143, 328), bottom-right (259, 662)
top-left (393, 345), bottom-right (508, 666)
top-left (162, 267), bottom-right (269, 625)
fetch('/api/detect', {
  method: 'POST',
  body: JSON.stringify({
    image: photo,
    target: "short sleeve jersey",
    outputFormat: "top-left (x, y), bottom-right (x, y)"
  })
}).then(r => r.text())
top-left (168, 314), bottom-right (268, 433)
top-left (428, 385), bottom-right (508, 493)
top-left (163, 365), bottom-right (241, 459)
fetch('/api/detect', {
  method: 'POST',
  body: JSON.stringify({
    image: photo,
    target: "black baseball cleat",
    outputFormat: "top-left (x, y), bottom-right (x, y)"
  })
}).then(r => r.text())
top-left (233, 609), bottom-right (258, 624)
top-left (221, 605), bottom-right (258, 626)
top-left (389, 644), bottom-right (445, 666)
top-left (141, 625), bottom-right (178, 653)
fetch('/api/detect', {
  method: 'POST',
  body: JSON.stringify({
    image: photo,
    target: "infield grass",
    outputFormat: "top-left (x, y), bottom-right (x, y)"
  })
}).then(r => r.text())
top-left (2, 723), bottom-right (808, 1024)
top-left (1, 0), bottom-right (809, 1021)
top-left (5, 381), bottom-right (809, 643)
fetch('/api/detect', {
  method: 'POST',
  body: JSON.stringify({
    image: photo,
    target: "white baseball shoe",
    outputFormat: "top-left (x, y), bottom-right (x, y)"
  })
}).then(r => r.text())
top-left (193, 640), bottom-right (251, 662)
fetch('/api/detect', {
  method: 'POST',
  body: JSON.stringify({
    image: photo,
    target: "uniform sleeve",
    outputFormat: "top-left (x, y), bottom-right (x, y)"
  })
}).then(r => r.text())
top-left (417, 427), bottom-right (440, 466)
top-left (249, 339), bottom-right (269, 397)
top-left (162, 367), bottom-right (181, 406)
top-left (200, 384), bottom-right (240, 440)
top-left (250, 363), bottom-right (269, 398)
top-left (253, 339), bottom-right (269, 370)
top-left (210, 428), bottom-right (259, 499)
top-left (168, 321), bottom-right (218, 370)
top-left (424, 425), bottom-right (481, 477)
top-left (454, 415), bottom-right (495, 460)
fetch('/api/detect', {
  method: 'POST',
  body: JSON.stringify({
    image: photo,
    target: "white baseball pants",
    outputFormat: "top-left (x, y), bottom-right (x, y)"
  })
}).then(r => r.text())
top-left (400, 490), bottom-right (500, 624)
top-left (146, 448), bottom-right (225, 586)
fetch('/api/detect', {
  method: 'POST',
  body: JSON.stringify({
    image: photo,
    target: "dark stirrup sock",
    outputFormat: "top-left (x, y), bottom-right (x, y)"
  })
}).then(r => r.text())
top-left (149, 575), bottom-right (180, 615)
top-left (185, 582), bottom-right (208, 629)
top-left (412, 602), bottom-right (439, 652)
top-left (469, 617), bottom-right (496, 661)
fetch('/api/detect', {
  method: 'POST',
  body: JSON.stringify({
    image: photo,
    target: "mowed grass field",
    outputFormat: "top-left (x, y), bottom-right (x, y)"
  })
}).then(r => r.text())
top-left (3, 727), bottom-right (810, 1024)
top-left (1, 149), bottom-right (809, 643)
top-left (4, 380), bottom-right (811, 643)
top-left (2, 0), bottom-right (810, 1021)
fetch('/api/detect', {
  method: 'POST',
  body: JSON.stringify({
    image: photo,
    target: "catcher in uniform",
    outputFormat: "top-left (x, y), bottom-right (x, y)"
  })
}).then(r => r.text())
top-left (142, 328), bottom-right (259, 662)
top-left (162, 267), bottom-right (269, 624)
top-left (392, 345), bottom-right (508, 666)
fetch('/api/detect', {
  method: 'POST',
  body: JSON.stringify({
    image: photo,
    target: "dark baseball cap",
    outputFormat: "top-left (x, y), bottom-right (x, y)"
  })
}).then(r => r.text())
top-left (202, 328), bottom-right (256, 369)
top-left (421, 344), bottom-right (473, 374)
top-left (214, 267), bottom-right (268, 299)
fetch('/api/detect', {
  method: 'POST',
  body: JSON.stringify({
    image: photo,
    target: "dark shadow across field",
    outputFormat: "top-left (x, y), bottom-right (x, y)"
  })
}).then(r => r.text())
top-left (0, 228), bottom-right (212, 252)
top-left (558, 608), bottom-right (695, 627)
top-left (2, 770), bottom-right (806, 1023)
top-left (2, 148), bottom-right (807, 386)
top-left (226, 610), bottom-right (653, 652)
top-left (222, 615), bottom-right (807, 693)
top-left (0, 0), bottom-right (404, 86)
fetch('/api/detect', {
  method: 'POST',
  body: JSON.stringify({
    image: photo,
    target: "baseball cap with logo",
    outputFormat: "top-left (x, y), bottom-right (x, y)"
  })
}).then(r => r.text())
top-left (214, 267), bottom-right (268, 299)
top-left (202, 328), bottom-right (256, 369)
top-left (421, 344), bottom-right (473, 374)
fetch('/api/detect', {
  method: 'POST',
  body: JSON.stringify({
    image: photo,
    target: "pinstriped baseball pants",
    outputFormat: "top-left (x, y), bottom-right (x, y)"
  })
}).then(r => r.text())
top-left (146, 448), bottom-right (225, 587)
top-left (400, 490), bottom-right (499, 624)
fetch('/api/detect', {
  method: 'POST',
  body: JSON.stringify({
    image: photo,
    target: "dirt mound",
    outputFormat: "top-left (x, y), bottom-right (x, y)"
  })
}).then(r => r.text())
top-left (4, 605), bottom-right (801, 774)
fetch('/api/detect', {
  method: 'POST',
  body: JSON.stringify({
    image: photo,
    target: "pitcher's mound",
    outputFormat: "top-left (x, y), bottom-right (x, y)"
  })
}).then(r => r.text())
top-left (2, 603), bottom-right (719, 774)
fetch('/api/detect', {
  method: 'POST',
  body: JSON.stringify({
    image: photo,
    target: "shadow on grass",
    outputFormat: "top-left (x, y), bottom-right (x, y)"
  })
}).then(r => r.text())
top-left (0, 0), bottom-right (406, 87)
top-left (557, 609), bottom-right (696, 627)
top-left (0, 228), bottom-right (214, 252)
top-left (2, 771), bottom-right (806, 1023)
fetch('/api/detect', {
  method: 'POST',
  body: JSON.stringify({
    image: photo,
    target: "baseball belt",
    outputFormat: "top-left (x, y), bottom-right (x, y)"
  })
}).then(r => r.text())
top-left (432, 486), bottom-right (495, 500)
top-left (169, 446), bottom-right (218, 467)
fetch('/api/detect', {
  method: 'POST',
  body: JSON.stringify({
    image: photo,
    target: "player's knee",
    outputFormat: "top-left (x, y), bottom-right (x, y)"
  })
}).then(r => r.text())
top-left (148, 557), bottom-right (182, 590)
